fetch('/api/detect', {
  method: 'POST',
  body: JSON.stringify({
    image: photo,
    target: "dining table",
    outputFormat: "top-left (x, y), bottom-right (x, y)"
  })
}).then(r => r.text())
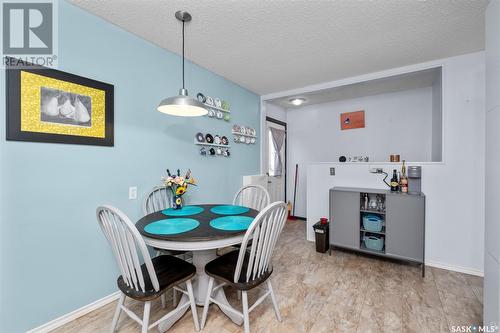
top-left (136, 203), bottom-right (259, 332)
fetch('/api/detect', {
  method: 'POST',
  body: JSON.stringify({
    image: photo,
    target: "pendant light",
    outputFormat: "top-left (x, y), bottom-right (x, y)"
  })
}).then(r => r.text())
top-left (157, 11), bottom-right (207, 117)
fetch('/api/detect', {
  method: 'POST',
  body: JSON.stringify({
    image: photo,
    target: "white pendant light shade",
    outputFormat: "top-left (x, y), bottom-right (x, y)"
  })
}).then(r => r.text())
top-left (157, 11), bottom-right (207, 117)
top-left (157, 88), bottom-right (207, 117)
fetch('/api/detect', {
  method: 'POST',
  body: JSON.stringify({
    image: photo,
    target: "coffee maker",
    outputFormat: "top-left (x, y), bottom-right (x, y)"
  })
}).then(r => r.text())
top-left (407, 166), bottom-right (422, 194)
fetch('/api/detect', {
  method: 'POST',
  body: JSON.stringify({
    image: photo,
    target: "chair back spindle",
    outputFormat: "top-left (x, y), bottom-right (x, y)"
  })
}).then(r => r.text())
top-left (143, 186), bottom-right (171, 215)
top-left (233, 185), bottom-right (270, 211)
top-left (234, 202), bottom-right (287, 283)
top-left (96, 205), bottom-right (159, 292)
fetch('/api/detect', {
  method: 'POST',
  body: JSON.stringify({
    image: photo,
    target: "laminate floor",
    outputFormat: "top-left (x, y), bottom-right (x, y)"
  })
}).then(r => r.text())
top-left (53, 219), bottom-right (483, 333)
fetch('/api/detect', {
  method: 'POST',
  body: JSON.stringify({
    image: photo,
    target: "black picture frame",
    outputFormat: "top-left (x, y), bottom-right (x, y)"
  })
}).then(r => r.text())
top-left (5, 57), bottom-right (114, 146)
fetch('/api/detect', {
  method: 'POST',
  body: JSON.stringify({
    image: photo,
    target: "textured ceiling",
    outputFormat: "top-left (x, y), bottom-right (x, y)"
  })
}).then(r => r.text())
top-left (268, 67), bottom-right (441, 108)
top-left (70, 0), bottom-right (487, 95)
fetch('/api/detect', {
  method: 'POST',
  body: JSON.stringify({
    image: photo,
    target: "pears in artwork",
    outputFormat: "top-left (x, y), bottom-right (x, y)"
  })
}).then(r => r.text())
top-left (40, 87), bottom-right (91, 126)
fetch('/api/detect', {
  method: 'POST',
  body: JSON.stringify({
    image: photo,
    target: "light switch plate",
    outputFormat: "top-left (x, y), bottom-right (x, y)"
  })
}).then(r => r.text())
top-left (129, 186), bottom-right (137, 200)
top-left (330, 167), bottom-right (335, 175)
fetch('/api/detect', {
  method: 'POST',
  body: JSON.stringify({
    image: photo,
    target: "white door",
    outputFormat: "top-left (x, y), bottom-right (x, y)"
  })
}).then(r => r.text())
top-left (265, 118), bottom-right (286, 203)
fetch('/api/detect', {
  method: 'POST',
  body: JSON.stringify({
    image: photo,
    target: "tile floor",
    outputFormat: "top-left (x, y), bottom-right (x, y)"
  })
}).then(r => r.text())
top-left (54, 219), bottom-right (483, 333)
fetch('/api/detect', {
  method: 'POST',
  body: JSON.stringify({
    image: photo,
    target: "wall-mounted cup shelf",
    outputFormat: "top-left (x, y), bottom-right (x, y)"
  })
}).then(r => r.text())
top-left (232, 131), bottom-right (257, 138)
top-left (194, 140), bottom-right (231, 148)
top-left (204, 104), bottom-right (231, 113)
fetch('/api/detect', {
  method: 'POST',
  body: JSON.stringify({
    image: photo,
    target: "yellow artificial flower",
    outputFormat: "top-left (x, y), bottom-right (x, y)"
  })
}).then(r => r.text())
top-left (176, 186), bottom-right (186, 196)
top-left (175, 197), bottom-right (182, 205)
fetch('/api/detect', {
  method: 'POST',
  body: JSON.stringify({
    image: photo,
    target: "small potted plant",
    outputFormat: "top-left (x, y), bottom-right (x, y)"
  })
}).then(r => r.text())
top-left (162, 169), bottom-right (197, 209)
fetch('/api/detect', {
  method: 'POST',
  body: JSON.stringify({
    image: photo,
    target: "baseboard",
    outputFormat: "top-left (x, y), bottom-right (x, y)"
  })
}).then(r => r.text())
top-left (27, 291), bottom-right (121, 333)
top-left (290, 215), bottom-right (306, 221)
top-left (426, 260), bottom-right (484, 277)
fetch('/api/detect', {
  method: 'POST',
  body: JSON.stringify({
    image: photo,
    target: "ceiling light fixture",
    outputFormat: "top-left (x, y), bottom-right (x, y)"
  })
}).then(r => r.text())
top-left (157, 11), bottom-right (207, 117)
top-left (289, 98), bottom-right (306, 106)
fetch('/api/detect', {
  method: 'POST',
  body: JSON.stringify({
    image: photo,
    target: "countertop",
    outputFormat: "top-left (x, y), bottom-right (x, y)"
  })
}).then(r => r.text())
top-left (331, 186), bottom-right (425, 197)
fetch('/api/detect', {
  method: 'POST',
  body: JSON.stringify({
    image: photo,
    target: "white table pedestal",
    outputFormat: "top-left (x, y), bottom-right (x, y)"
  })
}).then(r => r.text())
top-left (158, 249), bottom-right (242, 332)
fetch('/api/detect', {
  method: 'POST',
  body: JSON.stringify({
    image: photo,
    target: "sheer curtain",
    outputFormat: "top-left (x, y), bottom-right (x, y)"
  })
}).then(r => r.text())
top-left (269, 127), bottom-right (286, 176)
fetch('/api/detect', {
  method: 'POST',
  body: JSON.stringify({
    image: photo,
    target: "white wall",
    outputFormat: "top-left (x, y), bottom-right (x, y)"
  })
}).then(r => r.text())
top-left (431, 73), bottom-right (443, 162)
top-left (485, 0), bottom-right (500, 326)
top-left (265, 103), bottom-right (287, 123)
top-left (287, 87), bottom-right (433, 217)
top-left (306, 52), bottom-right (485, 276)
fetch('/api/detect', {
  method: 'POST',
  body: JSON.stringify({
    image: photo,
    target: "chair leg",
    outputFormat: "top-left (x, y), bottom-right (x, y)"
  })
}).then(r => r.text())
top-left (201, 277), bottom-right (214, 329)
top-left (173, 288), bottom-right (178, 306)
top-left (267, 280), bottom-right (282, 322)
top-left (242, 291), bottom-right (250, 333)
top-left (110, 293), bottom-right (125, 333)
top-left (237, 290), bottom-right (242, 300)
top-left (160, 293), bottom-right (166, 309)
top-left (141, 301), bottom-right (151, 333)
top-left (186, 280), bottom-right (200, 331)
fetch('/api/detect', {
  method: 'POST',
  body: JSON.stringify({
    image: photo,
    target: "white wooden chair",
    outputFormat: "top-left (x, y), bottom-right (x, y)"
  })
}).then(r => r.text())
top-left (143, 186), bottom-right (172, 215)
top-left (143, 187), bottom-right (194, 258)
top-left (233, 184), bottom-right (271, 211)
top-left (228, 184), bottom-right (271, 258)
top-left (96, 205), bottom-right (199, 333)
top-left (201, 201), bottom-right (288, 333)
top-left (143, 186), bottom-right (193, 306)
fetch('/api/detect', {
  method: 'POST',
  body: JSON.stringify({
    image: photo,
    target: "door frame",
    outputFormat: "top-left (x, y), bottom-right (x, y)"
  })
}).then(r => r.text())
top-left (265, 116), bottom-right (287, 202)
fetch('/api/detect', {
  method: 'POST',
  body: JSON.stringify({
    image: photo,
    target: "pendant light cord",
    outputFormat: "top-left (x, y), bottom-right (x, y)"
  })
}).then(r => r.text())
top-left (182, 20), bottom-right (185, 89)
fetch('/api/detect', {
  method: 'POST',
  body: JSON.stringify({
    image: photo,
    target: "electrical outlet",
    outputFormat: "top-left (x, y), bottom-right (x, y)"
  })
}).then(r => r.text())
top-left (129, 186), bottom-right (137, 200)
top-left (330, 167), bottom-right (335, 175)
top-left (369, 168), bottom-right (384, 174)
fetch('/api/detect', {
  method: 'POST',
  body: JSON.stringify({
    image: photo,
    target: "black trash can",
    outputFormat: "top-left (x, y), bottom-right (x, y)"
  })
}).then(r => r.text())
top-left (313, 221), bottom-right (329, 253)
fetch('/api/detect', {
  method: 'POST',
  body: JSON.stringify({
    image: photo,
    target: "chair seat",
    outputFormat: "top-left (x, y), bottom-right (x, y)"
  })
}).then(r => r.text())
top-left (117, 255), bottom-right (195, 301)
top-left (205, 250), bottom-right (272, 291)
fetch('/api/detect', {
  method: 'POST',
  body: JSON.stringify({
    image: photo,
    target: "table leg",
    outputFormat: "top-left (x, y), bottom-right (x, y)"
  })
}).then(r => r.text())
top-left (192, 249), bottom-right (243, 325)
top-left (191, 249), bottom-right (214, 305)
top-left (157, 294), bottom-right (189, 332)
top-left (157, 249), bottom-right (242, 332)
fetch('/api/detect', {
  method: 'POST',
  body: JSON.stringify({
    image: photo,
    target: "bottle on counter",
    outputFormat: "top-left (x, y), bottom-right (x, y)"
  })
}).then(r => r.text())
top-left (397, 171), bottom-right (402, 192)
top-left (390, 169), bottom-right (399, 192)
top-left (401, 160), bottom-right (408, 193)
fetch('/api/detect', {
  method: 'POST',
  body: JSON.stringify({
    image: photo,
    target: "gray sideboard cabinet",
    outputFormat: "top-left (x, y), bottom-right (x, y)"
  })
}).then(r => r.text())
top-left (329, 187), bottom-right (425, 276)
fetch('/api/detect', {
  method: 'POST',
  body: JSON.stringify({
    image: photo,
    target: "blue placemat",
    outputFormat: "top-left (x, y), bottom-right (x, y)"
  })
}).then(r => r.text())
top-left (144, 218), bottom-right (200, 235)
top-left (209, 216), bottom-right (254, 231)
top-left (162, 206), bottom-right (204, 217)
top-left (210, 205), bottom-right (250, 215)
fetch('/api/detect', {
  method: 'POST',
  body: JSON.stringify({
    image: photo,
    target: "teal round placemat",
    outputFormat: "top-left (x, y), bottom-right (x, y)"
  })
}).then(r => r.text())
top-left (209, 216), bottom-right (254, 231)
top-left (144, 218), bottom-right (200, 235)
top-left (162, 206), bottom-right (204, 217)
top-left (210, 205), bottom-right (250, 215)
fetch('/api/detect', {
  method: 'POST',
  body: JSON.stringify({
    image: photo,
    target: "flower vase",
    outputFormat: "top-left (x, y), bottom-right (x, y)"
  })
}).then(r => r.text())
top-left (173, 195), bottom-right (183, 210)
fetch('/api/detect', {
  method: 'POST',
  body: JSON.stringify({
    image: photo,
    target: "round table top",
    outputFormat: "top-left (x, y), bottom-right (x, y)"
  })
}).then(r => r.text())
top-left (136, 204), bottom-right (259, 242)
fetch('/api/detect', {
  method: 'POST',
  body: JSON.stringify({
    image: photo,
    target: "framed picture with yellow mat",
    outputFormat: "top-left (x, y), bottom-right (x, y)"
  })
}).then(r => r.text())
top-left (5, 58), bottom-right (114, 146)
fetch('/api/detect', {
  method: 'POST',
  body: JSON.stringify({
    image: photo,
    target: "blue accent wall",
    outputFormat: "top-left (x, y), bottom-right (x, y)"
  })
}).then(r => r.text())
top-left (0, 2), bottom-right (260, 331)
